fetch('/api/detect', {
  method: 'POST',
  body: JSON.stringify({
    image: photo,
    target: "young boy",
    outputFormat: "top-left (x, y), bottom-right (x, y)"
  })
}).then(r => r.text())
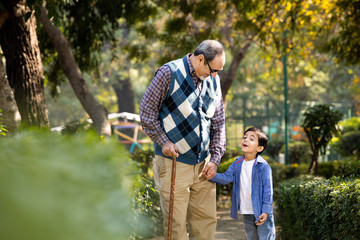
top-left (210, 127), bottom-right (275, 240)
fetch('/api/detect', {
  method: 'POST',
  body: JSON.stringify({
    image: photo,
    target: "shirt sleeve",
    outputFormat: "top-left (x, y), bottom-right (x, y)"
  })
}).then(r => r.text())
top-left (210, 159), bottom-right (235, 184)
top-left (139, 65), bottom-right (171, 147)
top-left (209, 97), bottom-right (226, 165)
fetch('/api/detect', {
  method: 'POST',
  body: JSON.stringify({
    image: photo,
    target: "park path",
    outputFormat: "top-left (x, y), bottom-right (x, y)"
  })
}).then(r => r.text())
top-left (215, 208), bottom-right (247, 240)
top-left (147, 208), bottom-right (247, 240)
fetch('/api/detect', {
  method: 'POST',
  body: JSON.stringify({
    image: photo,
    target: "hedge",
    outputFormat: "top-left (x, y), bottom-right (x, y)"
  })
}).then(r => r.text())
top-left (332, 131), bottom-right (360, 158)
top-left (275, 176), bottom-right (360, 240)
top-left (0, 130), bottom-right (150, 240)
top-left (317, 158), bottom-right (360, 179)
top-left (269, 157), bottom-right (360, 188)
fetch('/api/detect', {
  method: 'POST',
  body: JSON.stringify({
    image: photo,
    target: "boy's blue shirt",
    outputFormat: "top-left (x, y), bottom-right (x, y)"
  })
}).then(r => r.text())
top-left (211, 155), bottom-right (273, 220)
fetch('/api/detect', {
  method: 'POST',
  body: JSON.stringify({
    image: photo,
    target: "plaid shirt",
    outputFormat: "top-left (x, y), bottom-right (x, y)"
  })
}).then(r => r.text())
top-left (140, 54), bottom-right (226, 165)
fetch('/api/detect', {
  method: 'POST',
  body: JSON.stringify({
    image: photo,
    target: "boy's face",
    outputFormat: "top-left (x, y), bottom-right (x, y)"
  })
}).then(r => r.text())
top-left (241, 131), bottom-right (264, 155)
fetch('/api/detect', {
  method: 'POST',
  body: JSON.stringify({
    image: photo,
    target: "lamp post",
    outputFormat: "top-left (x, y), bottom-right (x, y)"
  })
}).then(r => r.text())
top-left (283, 30), bottom-right (289, 165)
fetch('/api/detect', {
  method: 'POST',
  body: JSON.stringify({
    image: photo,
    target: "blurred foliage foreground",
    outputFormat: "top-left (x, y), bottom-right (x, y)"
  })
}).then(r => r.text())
top-left (0, 130), bottom-right (152, 240)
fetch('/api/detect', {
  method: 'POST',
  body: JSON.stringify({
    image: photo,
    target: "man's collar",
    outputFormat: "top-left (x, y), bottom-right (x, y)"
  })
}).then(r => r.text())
top-left (187, 53), bottom-right (197, 78)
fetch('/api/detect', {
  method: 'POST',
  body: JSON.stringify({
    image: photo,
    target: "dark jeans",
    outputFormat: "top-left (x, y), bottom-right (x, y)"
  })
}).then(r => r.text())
top-left (242, 214), bottom-right (276, 240)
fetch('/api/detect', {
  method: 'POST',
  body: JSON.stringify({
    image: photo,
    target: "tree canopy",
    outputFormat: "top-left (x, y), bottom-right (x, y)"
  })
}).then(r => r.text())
top-left (0, 0), bottom-right (359, 138)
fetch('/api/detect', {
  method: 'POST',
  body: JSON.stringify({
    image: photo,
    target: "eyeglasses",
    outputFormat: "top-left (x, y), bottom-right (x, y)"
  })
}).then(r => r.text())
top-left (206, 60), bottom-right (221, 74)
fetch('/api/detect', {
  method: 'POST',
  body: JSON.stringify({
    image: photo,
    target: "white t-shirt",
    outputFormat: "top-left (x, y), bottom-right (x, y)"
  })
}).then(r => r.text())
top-left (240, 159), bottom-right (255, 214)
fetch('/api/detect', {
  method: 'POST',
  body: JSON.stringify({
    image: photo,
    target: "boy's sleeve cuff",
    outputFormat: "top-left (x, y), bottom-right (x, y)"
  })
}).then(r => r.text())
top-left (262, 204), bottom-right (273, 214)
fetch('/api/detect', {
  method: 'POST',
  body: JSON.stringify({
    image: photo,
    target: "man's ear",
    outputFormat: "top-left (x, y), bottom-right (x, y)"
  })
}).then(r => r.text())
top-left (257, 145), bottom-right (264, 153)
top-left (199, 54), bottom-right (205, 63)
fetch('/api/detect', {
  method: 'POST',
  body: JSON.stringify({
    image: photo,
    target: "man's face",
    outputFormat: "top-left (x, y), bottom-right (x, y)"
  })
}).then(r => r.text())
top-left (199, 52), bottom-right (225, 80)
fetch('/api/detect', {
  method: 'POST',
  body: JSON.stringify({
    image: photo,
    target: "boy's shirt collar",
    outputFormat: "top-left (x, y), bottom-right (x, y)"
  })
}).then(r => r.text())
top-left (236, 155), bottom-right (266, 165)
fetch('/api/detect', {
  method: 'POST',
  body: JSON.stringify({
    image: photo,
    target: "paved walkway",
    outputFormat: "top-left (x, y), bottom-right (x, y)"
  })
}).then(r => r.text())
top-left (147, 208), bottom-right (247, 240)
top-left (215, 208), bottom-right (247, 240)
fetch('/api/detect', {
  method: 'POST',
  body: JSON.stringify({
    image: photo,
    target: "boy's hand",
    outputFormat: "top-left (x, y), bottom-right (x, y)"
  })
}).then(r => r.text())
top-left (255, 213), bottom-right (269, 225)
top-left (202, 161), bottom-right (218, 180)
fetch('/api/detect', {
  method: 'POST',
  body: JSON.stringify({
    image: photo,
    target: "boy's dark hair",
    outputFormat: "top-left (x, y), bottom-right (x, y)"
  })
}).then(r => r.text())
top-left (244, 127), bottom-right (269, 155)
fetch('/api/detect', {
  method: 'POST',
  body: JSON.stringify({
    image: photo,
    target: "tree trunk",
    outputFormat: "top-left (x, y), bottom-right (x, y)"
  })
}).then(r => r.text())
top-left (308, 151), bottom-right (319, 175)
top-left (112, 77), bottom-right (135, 114)
top-left (0, 1), bottom-right (49, 128)
top-left (39, 4), bottom-right (111, 136)
top-left (0, 54), bottom-right (21, 135)
top-left (219, 42), bottom-right (252, 103)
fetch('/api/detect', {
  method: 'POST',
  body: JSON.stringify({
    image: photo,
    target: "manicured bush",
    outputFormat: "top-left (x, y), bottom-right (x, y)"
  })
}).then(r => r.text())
top-left (0, 130), bottom-right (150, 240)
top-left (332, 131), bottom-right (360, 158)
top-left (331, 117), bottom-right (360, 159)
top-left (339, 117), bottom-right (360, 133)
top-left (275, 176), bottom-right (360, 240)
top-left (270, 162), bottom-right (308, 187)
top-left (280, 141), bottom-right (311, 164)
top-left (290, 141), bottom-right (311, 164)
top-left (269, 163), bottom-right (288, 188)
top-left (269, 157), bottom-right (360, 188)
top-left (264, 138), bottom-right (284, 162)
top-left (317, 157), bottom-right (360, 179)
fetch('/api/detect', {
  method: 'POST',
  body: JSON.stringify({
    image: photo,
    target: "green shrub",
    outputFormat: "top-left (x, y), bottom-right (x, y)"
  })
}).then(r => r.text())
top-left (264, 138), bottom-right (284, 162)
top-left (269, 158), bottom-right (360, 188)
top-left (339, 117), bottom-right (360, 133)
top-left (275, 176), bottom-right (360, 240)
top-left (332, 131), bottom-right (360, 158)
top-left (0, 130), bottom-right (149, 240)
top-left (131, 176), bottom-right (163, 239)
top-left (269, 163), bottom-right (288, 187)
top-left (218, 157), bottom-right (235, 173)
top-left (220, 146), bottom-right (243, 162)
top-left (270, 163), bottom-right (308, 187)
top-left (331, 117), bottom-right (360, 159)
top-left (281, 141), bottom-right (311, 164)
top-left (317, 158), bottom-right (360, 179)
top-left (61, 120), bottom-right (93, 135)
top-left (131, 149), bottom-right (154, 176)
top-left (129, 149), bottom-right (164, 238)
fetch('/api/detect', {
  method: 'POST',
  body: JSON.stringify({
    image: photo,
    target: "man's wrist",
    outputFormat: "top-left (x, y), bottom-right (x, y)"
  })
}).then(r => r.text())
top-left (157, 134), bottom-right (170, 147)
top-left (161, 141), bottom-right (172, 149)
top-left (210, 156), bottom-right (221, 166)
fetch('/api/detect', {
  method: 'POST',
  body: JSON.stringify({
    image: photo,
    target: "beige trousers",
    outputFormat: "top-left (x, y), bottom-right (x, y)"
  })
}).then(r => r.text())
top-left (153, 155), bottom-right (217, 240)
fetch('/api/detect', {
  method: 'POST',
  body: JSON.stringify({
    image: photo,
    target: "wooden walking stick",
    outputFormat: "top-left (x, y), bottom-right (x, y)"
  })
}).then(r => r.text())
top-left (167, 156), bottom-right (177, 240)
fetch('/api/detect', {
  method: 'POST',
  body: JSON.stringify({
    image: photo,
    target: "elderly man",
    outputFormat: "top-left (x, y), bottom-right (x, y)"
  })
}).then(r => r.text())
top-left (140, 39), bottom-right (226, 240)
